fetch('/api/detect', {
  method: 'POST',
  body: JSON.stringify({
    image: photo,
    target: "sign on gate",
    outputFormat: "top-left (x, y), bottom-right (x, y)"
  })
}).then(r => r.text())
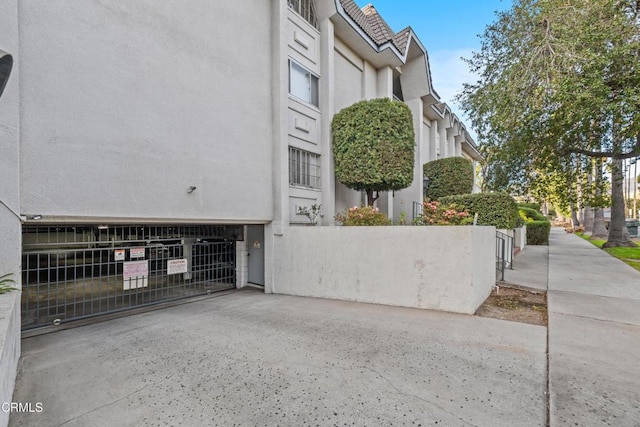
top-left (167, 259), bottom-right (188, 275)
top-left (130, 247), bottom-right (145, 259)
top-left (123, 260), bottom-right (149, 290)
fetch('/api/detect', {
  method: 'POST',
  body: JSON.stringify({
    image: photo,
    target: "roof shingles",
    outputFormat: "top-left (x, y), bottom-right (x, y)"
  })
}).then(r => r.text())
top-left (339, 0), bottom-right (408, 53)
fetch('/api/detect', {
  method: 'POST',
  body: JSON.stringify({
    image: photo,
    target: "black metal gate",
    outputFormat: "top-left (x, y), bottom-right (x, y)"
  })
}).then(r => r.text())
top-left (21, 225), bottom-right (240, 330)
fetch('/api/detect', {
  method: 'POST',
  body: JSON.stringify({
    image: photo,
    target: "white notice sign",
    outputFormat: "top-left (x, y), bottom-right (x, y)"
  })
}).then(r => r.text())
top-left (123, 260), bottom-right (149, 290)
top-left (167, 259), bottom-right (188, 275)
top-left (114, 249), bottom-right (125, 261)
top-left (130, 247), bottom-right (145, 259)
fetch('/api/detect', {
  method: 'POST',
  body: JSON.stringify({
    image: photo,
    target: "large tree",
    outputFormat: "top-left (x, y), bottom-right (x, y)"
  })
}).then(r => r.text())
top-left (332, 98), bottom-right (415, 206)
top-left (460, 0), bottom-right (640, 247)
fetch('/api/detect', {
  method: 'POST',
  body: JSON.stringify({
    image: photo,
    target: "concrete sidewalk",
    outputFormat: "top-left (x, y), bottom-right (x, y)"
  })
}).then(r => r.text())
top-left (506, 228), bottom-right (640, 426)
top-left (502, 245), bottom-right (549, 291)
top-left (546, 228), bottom-right (640, 426)
top-left (10, 290), bottom-right (547, 427)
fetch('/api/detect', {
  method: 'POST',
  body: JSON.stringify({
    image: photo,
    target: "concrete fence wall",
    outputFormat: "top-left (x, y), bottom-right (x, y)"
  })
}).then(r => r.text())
top-left (514, 226), bottom-right (527, 251)
top-left (0, 292), bottom-right (20, 427)
top-left (272, 225), bottom-right (496, 314)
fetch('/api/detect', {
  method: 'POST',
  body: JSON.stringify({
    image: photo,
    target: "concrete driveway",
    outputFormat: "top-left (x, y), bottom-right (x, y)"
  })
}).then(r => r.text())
top-left (10, 289), bottom-right (547, 426)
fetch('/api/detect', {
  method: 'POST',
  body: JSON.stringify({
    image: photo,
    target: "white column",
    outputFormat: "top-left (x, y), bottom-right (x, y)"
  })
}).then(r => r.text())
top-left (376, 66), bottom-right (394, 221)
top-left (438, 119), bottom-right (448, 158)
top-left (430, 119), bottom-right (439, 160)
top-left (320, 17), bottom-right (335, 226)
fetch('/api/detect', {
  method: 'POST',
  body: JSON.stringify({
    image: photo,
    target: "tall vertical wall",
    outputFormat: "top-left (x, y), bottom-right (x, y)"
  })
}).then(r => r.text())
top-left (18, 1), bottom-right (274, 223)
top-left (0, 0), bottom-right (21, 424)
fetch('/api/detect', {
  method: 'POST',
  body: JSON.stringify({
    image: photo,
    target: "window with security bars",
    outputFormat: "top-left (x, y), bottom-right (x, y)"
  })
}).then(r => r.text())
top-left (289, 146), bottom-right (320, 188)
top-left (287, 0), bottom-right (318, 29)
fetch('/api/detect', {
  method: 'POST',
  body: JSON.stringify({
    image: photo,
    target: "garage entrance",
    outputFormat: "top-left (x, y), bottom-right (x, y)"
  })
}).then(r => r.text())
top-left (21, 224), bottom-right (242, 330)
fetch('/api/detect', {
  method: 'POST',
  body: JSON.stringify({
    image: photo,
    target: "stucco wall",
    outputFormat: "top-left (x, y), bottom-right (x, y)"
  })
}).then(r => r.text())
top-left (0, 292), bottom-right (20, 427)
top-left (19, 1), bottom-right (273, 222)
top-left (0, 0), bottom-right (21, 423)
top-left (273, 225), bottom-right (495, 314)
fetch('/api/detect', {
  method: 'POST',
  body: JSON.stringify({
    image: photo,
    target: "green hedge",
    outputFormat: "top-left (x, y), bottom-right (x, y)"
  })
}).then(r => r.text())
top-left (519, 207), bottom-right (547, 222)
top-left (518, 207), bottom-right (551, 245)
top-left (439, 193), bottom-right (519, 229)
top-left (517, 202), bottom-right (541, 211)
top-left (423, 157), bottom-right (474, 200)
top-left (526, 221), bottom-right (551, 245)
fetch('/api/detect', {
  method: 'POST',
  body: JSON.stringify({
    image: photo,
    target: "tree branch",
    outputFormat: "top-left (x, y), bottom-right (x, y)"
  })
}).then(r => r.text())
top-left (566, 136), bottom-right (640, 159)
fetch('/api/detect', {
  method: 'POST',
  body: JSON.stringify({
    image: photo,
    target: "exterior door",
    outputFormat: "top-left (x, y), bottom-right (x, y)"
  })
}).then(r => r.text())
top-left (247, 225), bottom-right (265, 286)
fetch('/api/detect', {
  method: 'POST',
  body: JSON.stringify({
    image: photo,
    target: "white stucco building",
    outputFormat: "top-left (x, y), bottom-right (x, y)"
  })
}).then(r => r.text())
top-left (0, 0), bottom-right (481, 327)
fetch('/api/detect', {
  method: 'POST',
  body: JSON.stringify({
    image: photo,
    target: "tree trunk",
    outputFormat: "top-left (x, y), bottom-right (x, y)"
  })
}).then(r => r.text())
top-left (603, 157), bottom-right (634, 247)
top-left (582, 167), bottom-right (594, 232)
top-left (365, 189), bottom-right (377, 207)
top-left (591, 160), bottom-right (608, 239)
top-left (592, 207), bottom-right (608, 239)
top-left (570, 202), bottom-right (580, 230)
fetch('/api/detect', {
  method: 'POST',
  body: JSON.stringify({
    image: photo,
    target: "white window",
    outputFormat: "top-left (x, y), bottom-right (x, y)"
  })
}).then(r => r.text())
top-left (287, 0), bottom-right (318, 29)
top-left (289, 61), bottom-right (319, 107)
top-left (289, 146), bottom-right (320, 188)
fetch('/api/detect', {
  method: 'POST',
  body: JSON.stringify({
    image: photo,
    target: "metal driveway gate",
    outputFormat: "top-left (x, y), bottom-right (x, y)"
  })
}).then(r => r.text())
top-left (21, 225), bottom-right (241, 330)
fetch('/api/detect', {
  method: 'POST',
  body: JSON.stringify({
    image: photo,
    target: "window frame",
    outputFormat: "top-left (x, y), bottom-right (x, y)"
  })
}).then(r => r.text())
top-left (287, 0), bottom-right (319, 29)
top-left (288, 60), bottom-right (319, 108)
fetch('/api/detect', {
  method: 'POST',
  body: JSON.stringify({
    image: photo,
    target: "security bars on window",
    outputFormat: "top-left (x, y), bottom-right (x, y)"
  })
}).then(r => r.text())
top-left (289, 146), bottom-right (321, 188)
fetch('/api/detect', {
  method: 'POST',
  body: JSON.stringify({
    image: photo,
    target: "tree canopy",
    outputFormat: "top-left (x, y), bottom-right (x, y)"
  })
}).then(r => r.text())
top-left (459, 0), bottom-right (640, 247)
top-left (332, 98), bottom-right (415, 206)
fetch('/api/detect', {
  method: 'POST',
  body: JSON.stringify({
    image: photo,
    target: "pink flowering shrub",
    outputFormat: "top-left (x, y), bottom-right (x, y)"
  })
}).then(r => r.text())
top-left (335, 206), bottom-right (391, 226)
top-left (415, 200), bottom-right (473, 226)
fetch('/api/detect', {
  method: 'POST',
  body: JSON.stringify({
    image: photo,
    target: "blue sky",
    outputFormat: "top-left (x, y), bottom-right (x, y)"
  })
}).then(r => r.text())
top-left (355, 0), bottom-right (513, 141)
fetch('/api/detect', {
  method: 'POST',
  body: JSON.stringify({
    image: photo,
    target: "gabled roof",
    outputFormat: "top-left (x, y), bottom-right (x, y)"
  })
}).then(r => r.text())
top-left (339, 1), bottom-right (406, 51)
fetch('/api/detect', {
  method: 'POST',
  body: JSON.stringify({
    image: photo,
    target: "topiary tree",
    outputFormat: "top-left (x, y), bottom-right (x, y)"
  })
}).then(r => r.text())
top-left (332, 98), bottom-right (415, 206)
top-left (423, 157), bottom-right (474, 200)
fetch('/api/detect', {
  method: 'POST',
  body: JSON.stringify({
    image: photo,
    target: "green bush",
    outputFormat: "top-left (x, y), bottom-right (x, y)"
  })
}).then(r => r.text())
top-left (332, 98), bottom-right (414, 206)
top-left (526, 221), bottom-right (551, 245)
top-left (519, 207), bottom-right (551, 245)
top-left (335, 206), bottom-right (391, 226)
top-left (415, 200), bottom-right (473, 225)
top-left (517, 202), bottom-right (541, 211)
top-left (423, 157), bottom-right (474, 200)
top-left (439, 193), bottom-right (519, 229)
top-left (519, 207), bottom-right (547, 222)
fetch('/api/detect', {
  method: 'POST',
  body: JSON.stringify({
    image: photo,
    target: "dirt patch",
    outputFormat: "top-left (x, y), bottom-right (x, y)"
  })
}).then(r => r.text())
top-left (475, 286), bottom-right (547, 327)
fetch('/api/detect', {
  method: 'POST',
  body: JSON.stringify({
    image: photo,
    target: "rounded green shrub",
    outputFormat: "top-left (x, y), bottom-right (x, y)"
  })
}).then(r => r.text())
top-left (423, 157), bottom-right (474, 200)
top-left (519, 207), bottom-right (547, 222)
top-left (439, 193), bottom-right (519, 229)
top-left (332, 98), bottom-right (415, 205)
top-left (517, 202), bottom-right (541, 211)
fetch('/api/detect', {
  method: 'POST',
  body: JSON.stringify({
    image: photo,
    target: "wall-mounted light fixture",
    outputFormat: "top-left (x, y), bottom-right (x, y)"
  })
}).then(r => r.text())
top-left (423, 177), bottom-right (430, 198)
top-left (97, 225), bottom-right (109, 230)
top-left (0, 49), bottom-right (13, 99)
top-left (30, 215), bottom-right (42, 220)
top-left (187, 186), bottom-right (197, 194)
